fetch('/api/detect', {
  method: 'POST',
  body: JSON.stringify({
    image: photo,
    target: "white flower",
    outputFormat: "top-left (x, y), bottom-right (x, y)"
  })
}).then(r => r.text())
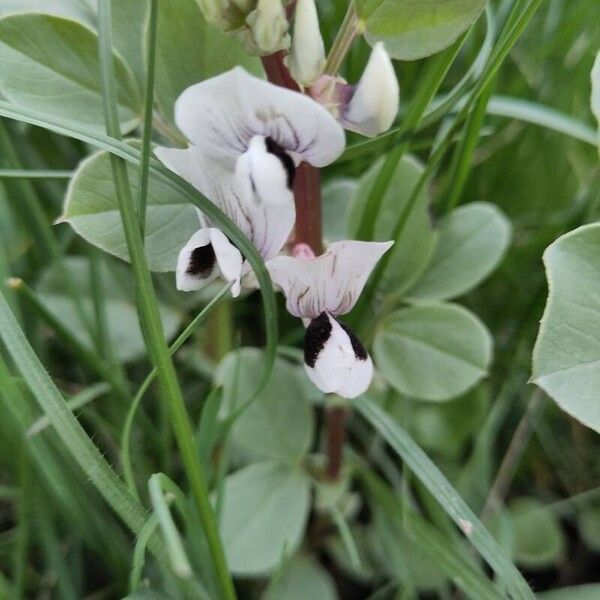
top-left (310, 43), bottom-right (399, 138)
top-left (155, 67), bottom-right (345, 295)
top-left (286, 0), bottom-right (325, 86)
top-left (267, 240), bottom-right (393, 398)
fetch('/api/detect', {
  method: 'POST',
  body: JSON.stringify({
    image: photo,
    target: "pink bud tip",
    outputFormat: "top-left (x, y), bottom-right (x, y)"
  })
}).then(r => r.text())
top-left (292, 243), bottom-right (316, 260)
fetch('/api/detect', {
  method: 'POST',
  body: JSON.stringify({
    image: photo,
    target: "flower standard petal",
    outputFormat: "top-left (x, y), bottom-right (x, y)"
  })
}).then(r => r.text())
top-left (266, 240), bottom-right (394, 319)
top-left (173, 67), bottom-right (345, 167)
top-left (341, 43), bottom-right (399, 138)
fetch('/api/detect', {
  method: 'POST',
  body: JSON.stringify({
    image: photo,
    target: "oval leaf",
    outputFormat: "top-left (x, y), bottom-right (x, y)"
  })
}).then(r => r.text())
top-left (532, 224), bottom-right (600, 434)
top-left (374, 303), bottom-right (492, 401)
top-left (215, 348), bottom-right (315, 463)
top-left (510, 498), bottom-right (565, 569)
top-left (405, 202), bottom-right (511, 301)
top-left (63, 143), bottom-right (198, 272)
top-left (219, 461), bottom-right (311, 576)
top-left (357, 0), bottom-right (487, 61)
top-left (348, 155), bottom-right (438, 295)
top-left (0, 13), bottom-right (140, 129)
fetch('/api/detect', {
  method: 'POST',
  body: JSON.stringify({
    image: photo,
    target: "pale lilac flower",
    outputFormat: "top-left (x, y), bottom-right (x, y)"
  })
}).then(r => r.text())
top-left (267, 240), bottom-right (393, 398)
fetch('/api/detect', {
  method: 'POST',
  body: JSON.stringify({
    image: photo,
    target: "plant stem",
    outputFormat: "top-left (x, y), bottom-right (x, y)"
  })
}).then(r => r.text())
top-left (323, 3), bottom-right (362, 76)
top-left (326, 406), bottom-right (347, 479)
top-left (480, 389), bottom-right (547, 523)
top-left (261, 49), bottom-right (344, 477)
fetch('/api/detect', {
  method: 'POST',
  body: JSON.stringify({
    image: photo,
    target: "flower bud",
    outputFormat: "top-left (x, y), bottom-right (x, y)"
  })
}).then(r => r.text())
top-left (243, 0), bottom-right (290, 56)
top-left (286, 0), bottom-right (325, 86)
top-left (342, 42), bottom-right (399, 138)
top-left (196, 0), bottom-right (247, 32)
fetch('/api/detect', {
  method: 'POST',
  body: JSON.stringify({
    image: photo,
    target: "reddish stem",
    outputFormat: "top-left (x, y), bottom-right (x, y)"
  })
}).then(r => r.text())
top-left (261, 49), bottom-right (343, 480)
top-left (326, 407), bottom-right (347, 479)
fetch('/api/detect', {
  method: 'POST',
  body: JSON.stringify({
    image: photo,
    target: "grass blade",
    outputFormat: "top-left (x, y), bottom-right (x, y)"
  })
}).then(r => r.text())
top-left (353, 395), bottom-right (535, 600)
top-left (97, 2), bottom-right (235, 597)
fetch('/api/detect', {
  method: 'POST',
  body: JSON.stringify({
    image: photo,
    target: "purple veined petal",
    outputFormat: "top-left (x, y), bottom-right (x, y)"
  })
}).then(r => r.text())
top-left (304, 312), bottom-right (374, 399)
top-left (266, 240), bottom-right (394, 319)
top-left (173, 67), bottom-right (345, 167)
top-left (154, 145), bottom-right (295, 263)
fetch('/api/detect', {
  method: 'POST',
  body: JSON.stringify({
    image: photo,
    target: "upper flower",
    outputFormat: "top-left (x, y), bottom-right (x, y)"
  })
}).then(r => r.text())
top-left (267, 240), bottom-right (393, 398)
top-left (155, 67), bottom-right (346, 295)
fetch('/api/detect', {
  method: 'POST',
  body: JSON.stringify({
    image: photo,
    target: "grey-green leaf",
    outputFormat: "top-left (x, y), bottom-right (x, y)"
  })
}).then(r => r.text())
top-left (510, 498), bottom-right (565, 569)
top-left (38, 256), bottom-right (180, 363)
top-left (532, 224), bottom-right (600, 434)
top-left (374, 303), bottom-right (492, 401)
top-left (322, 178), bottom-right (358, 243)
top-left (356, 0), bottom-right (487, 61)
top-left (405, 202), bottom-right (511, 301)
top-left (215, 348), bottom-right (314, 463)
top-left (63, 143), bottom-right (198, 273)
top-left (219, 461), bottom-right (311, 576)
top-left (0, 13), bottom-right (140, 130)
top-left (263, 555), bottom-right (337, 600)
top-left (348, 155), bottom-right (438, 295)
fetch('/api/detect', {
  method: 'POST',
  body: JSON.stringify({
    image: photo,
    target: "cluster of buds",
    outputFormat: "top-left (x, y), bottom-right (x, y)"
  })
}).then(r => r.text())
top-left (156, 0), bottom-right (399, 398)
top-left (198, 0), bottom-right (290, 55)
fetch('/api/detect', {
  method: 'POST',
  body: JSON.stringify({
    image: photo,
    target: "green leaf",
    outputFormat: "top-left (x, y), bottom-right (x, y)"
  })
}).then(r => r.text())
top-left (219, 461), bottom-right (311, 575)
top-left (356, 0), bottom-right (486, 61)
top-left (374, 303), bottom-right (492, 401)
top-left (63, 143), bottom-right (198, 272)
top-left (405, 202), bottom-right (511, 301)
top-left (577, 507), bottom-right (600, 551)
top-left (215, 348), bottom-right (314, 463)
top-left (0, 1), bottom-right (95, 23)
top-left (348, 155), bottom-right (438, 295)
top-left (591, 52), bottom-right (600, 140)
top-left (37, 256), bottom-right (180, 363)
top-left (539, 585), bottom-right (600, 600)
top-left (532, 224), bottom-right (600, 434)
top-left (0, 13), bottom-right (140, 130)
top-left (353, 395), bottom-right (536, 600)
top-left (155, 0), bottom-right (261, 124)
top-left (322, 178), bottom-right (357, 243)
top-left (510, 498), bottom-right (565, 569)
top-left (263, 555), bottom-right (337, 600)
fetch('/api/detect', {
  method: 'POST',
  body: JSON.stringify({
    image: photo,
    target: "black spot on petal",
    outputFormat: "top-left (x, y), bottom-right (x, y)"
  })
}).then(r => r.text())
top-left (304, 312), bottom-right (332, 368)
top-left (337, 319), bottom-right (368, 361)
top-left (187, 244), bottom-right (216, 277)
top-left (265, 136), bottom-right (296, 189)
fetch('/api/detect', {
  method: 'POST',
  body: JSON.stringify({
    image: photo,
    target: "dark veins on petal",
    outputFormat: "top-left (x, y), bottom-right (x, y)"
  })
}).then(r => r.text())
top-left (187, 244), bottom-right (216, 277)
top-left (304, 312), bottom-right (332, 368)
top-left (265, 136), bottom-right (296, 189)
top-left (338, 319), bottom-right (368, 361)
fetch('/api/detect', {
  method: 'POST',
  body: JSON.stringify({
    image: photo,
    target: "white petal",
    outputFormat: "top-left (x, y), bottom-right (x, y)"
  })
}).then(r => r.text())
top-left (209, 228), bottom-right (244, 297)
top-left (235, 136), bottom-right (294, 206)
top-left (173, 67), bottom-right (345, 167)
top-left (154, 146), bottom-right (295, 261)
top-left (286, 0), bottom-right (325, 86)
top-left (176, 228), bottom-right (215, 292)
top-left (304, 313), bottom-right (373, 399)
top-left (266, 240), bottom-right (394, 319)
top-left (176, 227), bottom-right (243, 295)
top-left (342, 43), bottom-right (399, 138)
